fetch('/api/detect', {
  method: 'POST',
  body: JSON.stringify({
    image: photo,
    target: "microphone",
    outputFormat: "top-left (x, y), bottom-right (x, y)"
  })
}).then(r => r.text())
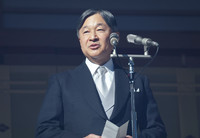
top-left (127, 34), bottom-right (159, 47)
top-left (110, 32), bottom-right (119, 46)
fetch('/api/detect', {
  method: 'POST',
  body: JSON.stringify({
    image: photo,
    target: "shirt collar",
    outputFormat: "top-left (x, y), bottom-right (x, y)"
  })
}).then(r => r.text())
top-left (85, 58), bottom-right (114, 76)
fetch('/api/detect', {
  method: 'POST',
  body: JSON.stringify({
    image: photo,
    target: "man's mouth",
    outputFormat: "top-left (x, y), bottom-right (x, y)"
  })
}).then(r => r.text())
top-left (89, 44), bottom-right (100, 50)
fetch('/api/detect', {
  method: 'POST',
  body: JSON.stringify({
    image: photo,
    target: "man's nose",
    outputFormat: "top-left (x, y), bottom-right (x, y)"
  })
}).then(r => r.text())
top-left (89, 31), bottom-right (98, 41)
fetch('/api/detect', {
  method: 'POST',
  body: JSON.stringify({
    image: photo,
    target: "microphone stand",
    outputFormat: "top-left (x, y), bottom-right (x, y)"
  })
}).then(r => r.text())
top-left (111, 33), bottom-right (159, 137)
top-left (111, 48), bottom-right (140, 138)
top-left (128, 57), bottom-right (137, 138)
top-left (111, 46), bottom-right (152, 138)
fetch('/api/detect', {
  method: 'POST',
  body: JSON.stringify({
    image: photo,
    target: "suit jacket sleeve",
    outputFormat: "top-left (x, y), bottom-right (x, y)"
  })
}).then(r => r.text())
top-left (35, 74), bottom-right (80, 138)
top-left (137, 75), bottom-right (167, 138)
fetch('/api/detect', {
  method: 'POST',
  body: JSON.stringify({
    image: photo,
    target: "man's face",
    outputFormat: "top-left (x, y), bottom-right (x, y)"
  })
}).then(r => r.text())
top-left (78, 13), bottom-right (113, 65)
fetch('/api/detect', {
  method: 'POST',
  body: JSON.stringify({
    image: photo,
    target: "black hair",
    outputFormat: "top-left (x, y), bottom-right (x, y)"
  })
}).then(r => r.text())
top-left (76, 9), bottom-right (118, 37)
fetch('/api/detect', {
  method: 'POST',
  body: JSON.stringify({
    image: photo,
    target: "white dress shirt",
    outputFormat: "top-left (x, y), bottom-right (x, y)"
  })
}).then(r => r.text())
top-left (85, 58), bottom-right (115, 119)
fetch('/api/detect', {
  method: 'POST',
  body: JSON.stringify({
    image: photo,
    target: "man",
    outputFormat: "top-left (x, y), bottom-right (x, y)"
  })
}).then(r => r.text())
top-left (36, 9), bottom-right (167, 138)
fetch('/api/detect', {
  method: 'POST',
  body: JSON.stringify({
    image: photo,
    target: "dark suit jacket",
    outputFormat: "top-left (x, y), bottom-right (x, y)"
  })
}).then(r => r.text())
top-left (36, 61), bottom-right (167, 138)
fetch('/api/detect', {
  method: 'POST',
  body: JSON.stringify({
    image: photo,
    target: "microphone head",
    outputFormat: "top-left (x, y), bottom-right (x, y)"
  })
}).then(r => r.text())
top-left (127, 34), bottom-right (137, 43)
top-left (110, 32), bottom-right (119, 46)
top-left (127, 34), bottom-right (159, 46)
top-left (127, 34), bottom-right (143, 45)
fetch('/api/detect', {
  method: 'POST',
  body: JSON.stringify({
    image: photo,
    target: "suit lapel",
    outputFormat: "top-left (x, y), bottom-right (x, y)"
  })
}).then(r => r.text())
top-left (110, 66), bottom-right (130, 120)
top-left (73, 62), bottom-right (131, 121)
top-left (74, 62), bottom-right (107, 119)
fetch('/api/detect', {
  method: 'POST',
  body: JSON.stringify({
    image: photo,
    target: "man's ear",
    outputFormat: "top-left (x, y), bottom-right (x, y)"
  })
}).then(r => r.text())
top-left (78, 35), bottom-right (80, 42)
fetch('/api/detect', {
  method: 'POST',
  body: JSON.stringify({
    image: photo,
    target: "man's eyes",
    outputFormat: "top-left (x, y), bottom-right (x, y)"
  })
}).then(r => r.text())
top-left (97, 28), bottom-right (105, 31)
top-left (83, 31), bottom-right (89, 34)
top-left (82, 28), bottom-right (105, 34)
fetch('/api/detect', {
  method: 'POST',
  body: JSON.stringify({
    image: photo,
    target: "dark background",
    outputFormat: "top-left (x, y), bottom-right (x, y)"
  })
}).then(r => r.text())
top-left (0, 0), bottom-right (200, 138)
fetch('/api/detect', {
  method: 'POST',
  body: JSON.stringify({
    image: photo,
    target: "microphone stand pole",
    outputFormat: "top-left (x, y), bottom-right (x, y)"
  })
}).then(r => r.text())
top-left (128, 57), bottom-right (137, 138)
top-left (111, 40), bottom-right (158, 138)
top-left (111, 45), bottom-right (151, 138)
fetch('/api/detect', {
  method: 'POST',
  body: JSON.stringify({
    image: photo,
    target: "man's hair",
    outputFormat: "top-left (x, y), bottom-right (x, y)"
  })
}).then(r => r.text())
top-left (76, 9), bottom-right (118, 37)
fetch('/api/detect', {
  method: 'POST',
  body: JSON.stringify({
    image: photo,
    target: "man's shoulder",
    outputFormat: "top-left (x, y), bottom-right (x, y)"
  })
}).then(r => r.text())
top-left (51, 62), bottom-right (87, 78)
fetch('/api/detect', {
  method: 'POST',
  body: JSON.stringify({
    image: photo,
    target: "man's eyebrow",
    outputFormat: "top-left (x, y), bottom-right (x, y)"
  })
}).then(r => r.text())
top-left (82, 26), bottom-right (89, 30)
top-left (81, 23), bottom-right (107, 30)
